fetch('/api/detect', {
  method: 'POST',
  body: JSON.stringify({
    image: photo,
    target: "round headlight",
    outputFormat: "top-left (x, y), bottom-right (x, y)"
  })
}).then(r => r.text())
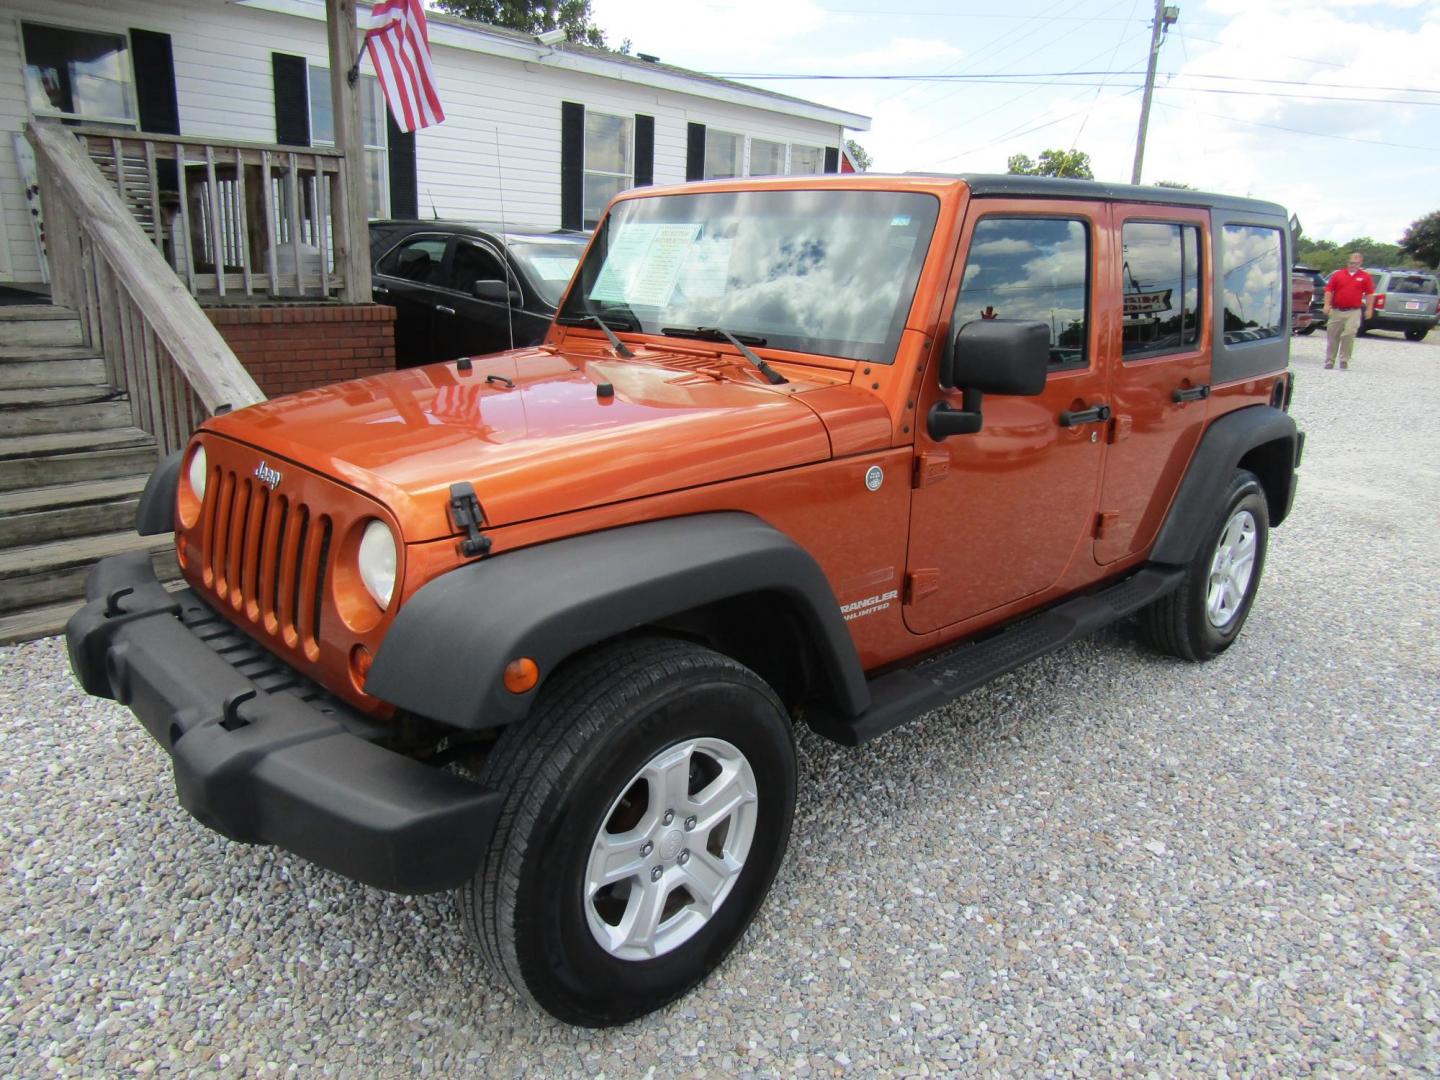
top-left (186, 444), bottom-right (208, 501)
top-left (357, 519), bottom-right (398, 609)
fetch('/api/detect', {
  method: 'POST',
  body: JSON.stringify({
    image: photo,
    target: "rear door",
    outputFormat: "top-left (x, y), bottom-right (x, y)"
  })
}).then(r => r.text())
top-left (373, 233), bottom-right (447, 366)
top-left (905, 202), bottom-right (1109, 635)
top-left (1094, 207), bottom-right (1211, 564)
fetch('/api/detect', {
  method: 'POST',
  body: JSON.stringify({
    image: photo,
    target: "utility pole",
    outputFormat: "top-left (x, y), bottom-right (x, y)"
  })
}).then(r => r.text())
top-left (1131, 1), bottom-right (1178, 186)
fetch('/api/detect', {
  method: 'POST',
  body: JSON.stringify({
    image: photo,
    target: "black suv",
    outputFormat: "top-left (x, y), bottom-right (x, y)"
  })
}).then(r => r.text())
top-left (1292, 265), bottom-right (1327, 336)
top-left (1360, 268), bottom-right (1439, 341)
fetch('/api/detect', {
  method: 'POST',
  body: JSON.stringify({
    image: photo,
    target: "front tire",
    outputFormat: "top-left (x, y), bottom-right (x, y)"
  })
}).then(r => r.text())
top-left (461, 638), bottom-right (796, 1026)
top-left (1140, 469), bottom-right (1270, 661)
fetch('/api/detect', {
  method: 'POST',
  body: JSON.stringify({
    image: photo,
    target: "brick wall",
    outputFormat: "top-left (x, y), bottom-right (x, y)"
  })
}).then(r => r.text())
top-left (204, 304), bottom-right (396, 398)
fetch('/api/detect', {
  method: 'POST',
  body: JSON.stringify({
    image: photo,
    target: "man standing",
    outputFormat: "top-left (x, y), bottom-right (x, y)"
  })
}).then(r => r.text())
top-left (1323, 253), bottom-right (1375, 369)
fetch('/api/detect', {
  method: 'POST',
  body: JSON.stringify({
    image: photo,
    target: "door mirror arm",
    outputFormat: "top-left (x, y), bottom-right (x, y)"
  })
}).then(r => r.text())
top-left (927, 388), bottom-right (984, 439)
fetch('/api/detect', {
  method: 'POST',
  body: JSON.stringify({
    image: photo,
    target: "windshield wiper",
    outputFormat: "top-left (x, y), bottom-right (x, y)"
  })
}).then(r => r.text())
top-left (556, 312), bottom-right (634, 358)
top-left (660, 326), bottom-right (788, 385)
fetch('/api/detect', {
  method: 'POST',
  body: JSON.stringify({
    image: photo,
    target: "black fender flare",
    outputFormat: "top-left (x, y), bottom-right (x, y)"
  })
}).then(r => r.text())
top-left (365, 512), bottom-right (871, 732)
top-left (136, 451), bottom-right (182, 536)
top-left (1151, 405), bottom-right (1299, 565)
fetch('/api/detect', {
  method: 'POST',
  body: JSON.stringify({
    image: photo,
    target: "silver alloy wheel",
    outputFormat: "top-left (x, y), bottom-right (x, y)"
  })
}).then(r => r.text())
top-left (1206, 508), bottom-right (1257, 628)
top-left (584, 736), bottom-right (758, 961)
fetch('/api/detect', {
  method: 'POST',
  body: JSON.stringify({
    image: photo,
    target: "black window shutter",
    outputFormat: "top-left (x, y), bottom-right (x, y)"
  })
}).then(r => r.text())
top-left (634, 114), bottom-right (654, 187)
top-left (561, 101), bottom-right (584, 231)
top-left (686, 123), bottom-right (706, 181)
top-left (824, 146), bottom-right (840, 174)
top-left (387, 109), bottom-right (417, 219)
top-left (272, 53), bottom-right (310, 147)
top-left (130, 30), bottom-right (179, 135)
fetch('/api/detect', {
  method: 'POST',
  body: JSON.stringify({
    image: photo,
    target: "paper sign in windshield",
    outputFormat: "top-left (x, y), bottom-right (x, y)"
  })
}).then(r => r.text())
top-left (590, 223), bottom-right (701, 306)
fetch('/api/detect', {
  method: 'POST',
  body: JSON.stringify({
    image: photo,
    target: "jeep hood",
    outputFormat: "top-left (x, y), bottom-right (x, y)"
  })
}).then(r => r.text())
top-left (204, 347), bottom-right (847, 539)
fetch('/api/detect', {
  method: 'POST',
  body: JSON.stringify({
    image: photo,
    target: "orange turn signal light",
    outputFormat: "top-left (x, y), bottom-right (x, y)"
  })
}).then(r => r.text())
top-left (503, 657), bottom-right (540, 694)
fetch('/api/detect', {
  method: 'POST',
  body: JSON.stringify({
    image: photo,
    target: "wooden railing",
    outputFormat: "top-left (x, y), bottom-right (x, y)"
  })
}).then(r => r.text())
top-left (27, 121), bottom-right (265, 456)
top-left (70, 126), bottom-right (354, 302)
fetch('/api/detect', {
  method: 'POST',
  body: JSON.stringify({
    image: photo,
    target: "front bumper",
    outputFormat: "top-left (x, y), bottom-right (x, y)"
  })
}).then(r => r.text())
top-left (66, 551), bottom-right (502, 894)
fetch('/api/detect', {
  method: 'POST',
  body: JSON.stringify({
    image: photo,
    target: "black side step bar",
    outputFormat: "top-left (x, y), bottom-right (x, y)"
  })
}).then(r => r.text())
top-left (807, 566), bottom-right (1184, 747)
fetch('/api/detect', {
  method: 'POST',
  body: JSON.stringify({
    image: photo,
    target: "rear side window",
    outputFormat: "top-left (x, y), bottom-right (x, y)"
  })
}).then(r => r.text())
top-left (1389, 275), bottom-right (1438, 296)
top-left (378, 236), bottom-right (445, 284)
top-left (1122, 221), bottom-right (1202, 358)
top-left (1221, 225), bottom-right (1284, 344)
top-left (957, 217), bottom-right (1090, 369)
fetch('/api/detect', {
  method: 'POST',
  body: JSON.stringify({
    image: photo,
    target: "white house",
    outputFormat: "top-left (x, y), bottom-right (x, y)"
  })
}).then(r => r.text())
top-left (0, 0), bottom-right (870, 286)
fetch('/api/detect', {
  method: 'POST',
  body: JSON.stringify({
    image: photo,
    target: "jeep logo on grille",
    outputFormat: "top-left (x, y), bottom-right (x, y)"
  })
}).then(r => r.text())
top-left (254, 461), bottom-right (283, 490)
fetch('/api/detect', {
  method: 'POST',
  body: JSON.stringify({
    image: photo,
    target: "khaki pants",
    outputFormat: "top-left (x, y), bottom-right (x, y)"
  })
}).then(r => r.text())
top-left (1326, 308), bottom-right (1362, 366)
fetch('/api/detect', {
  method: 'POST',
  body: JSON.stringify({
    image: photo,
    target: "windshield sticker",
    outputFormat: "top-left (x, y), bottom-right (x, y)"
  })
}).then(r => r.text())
top-left (528, 256), bottom-right (580, 281)
top-left (589, 222), bottom-right (701, 306)
top-left (890, 215), bottom-right (912, 226)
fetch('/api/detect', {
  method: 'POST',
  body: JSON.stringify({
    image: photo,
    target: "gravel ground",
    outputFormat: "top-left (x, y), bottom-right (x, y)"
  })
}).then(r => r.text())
top-left (3, 330), bottom-right (1438, 1077)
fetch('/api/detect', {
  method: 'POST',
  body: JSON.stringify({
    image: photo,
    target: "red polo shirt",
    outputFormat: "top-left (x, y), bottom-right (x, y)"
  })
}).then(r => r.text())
top-left (1326, 269), bottom-right (1375, 310)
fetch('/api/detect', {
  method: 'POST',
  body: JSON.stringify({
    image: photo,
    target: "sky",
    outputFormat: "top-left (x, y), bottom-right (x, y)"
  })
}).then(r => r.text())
top-left (587, 0), bottom-right (1440, 246)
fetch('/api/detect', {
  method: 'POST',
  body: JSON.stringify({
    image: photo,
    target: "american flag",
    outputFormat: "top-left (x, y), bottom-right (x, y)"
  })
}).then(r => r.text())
top-left (364, 0), bottom-right (445, 132)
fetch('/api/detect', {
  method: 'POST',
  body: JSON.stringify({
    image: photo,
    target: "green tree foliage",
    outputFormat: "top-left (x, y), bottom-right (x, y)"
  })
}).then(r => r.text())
top-left (1006, 149), bottom-right (1094, 179)
top-left (845, 139), bottom-right (872, 172)
top-left (1294, 232), bottom-right (1422, 273)
top-left (1399, 210), bottom-right (1440, 269)
top-left (436, 0), bottom-right (608, 47)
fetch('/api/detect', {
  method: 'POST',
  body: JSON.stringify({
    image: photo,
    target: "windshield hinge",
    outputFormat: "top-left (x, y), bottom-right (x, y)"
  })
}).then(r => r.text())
top-left (448, 482), bottom-right (492, 558)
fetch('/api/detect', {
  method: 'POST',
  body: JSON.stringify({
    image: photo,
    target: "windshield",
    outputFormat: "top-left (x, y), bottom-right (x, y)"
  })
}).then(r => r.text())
top-left (559, 189), bottom-right (940, 364)
top-left (507, 238), bottom-right (587, 307)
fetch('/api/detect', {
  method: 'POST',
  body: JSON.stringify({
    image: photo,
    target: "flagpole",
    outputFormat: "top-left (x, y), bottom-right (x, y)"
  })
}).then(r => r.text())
top-left (327, 0), bottom-right (372, 302)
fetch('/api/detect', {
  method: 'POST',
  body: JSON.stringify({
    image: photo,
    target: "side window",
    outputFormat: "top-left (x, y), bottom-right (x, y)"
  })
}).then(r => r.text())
top-left (377, 236), bottom-right (445, 283)
top-left (1122, 222), bottom-right (1202, 358)
top-left (446, 242), bottom-right (508, 296)
top-left (956, 217), bottom-right (1090, 368)
top-left (1221, 225), bottom-right (1283, 344)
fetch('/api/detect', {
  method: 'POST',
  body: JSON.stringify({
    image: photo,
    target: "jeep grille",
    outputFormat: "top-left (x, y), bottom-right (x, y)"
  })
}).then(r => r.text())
top-left (200, 466), bottom-right (333, 658)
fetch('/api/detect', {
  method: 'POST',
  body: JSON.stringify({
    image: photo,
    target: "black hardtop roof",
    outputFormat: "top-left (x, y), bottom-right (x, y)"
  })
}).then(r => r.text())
top-left (913, 173), bottom-right (1287, 218)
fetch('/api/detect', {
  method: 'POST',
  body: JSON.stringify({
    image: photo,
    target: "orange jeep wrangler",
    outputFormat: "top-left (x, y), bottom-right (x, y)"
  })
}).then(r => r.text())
top-left (67, 174), bottom-right (1303, 1026)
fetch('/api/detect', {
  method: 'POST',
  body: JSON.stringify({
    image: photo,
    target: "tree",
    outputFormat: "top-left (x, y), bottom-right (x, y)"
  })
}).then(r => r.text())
top-left (436, 0), bottom-right (608, 48)
top-left (1006, 149), bottom-right (1094, 179)
top-left (845, 139), bottom-right (872, 172)
top-left (1400, 210), bottom-right (1440, 269)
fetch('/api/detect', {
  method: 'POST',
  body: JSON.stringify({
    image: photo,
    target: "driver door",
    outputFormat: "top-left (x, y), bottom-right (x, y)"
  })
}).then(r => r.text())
top-left (905, 203), bottom-right (1110, 635)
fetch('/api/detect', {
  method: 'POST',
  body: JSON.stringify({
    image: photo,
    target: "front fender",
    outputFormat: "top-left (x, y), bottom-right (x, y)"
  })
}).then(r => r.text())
top-left (365, 513), bottom-right (870, 731)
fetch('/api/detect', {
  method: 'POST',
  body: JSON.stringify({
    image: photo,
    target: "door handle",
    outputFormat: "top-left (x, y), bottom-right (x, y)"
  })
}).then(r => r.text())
top-left (373, 285), bottom-right (390, 295)
top-left (1172, 384), bottom-right (1211, 403)
top-left (1059, 403), bottom-right (1112, 427)
top-left (435, 305), bottom-right (456, 316)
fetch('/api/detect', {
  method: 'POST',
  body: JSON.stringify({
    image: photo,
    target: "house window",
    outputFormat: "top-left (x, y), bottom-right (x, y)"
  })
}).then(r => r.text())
top-left (790, 144), bottom-right (824, 175)
top-left (749, 138), bottom-right (786, 176)
top-left (584, 111), bottom-right (633, 228)
top-left (309, 66), bottom-right (388, 220)
top-left (704, 131), bottom-right (742, 180)
top-left (21, 22), bottom-right (136, 125)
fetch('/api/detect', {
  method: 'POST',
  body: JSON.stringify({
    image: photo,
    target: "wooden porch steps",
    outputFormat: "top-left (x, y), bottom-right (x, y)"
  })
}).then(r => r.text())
top-left (0, 306), bottom-right (174, 644)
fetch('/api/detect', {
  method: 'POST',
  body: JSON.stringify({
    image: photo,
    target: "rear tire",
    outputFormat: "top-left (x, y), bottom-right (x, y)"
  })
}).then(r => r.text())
top-left (1405, 328), bottom-right (1428, 342)
top-left (1139, 470), bottom-right (1269, 661)
top-left (461, 637), bottom-right (796, 1026)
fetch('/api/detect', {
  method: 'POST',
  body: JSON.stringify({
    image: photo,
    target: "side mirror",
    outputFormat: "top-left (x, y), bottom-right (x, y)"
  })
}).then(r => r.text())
top-left (929, 319), bottom-right (1051, 440)
top-left (939, 319), bottom-right (1051, 393)
top-left (472, 280), bottom-right (521, 304)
